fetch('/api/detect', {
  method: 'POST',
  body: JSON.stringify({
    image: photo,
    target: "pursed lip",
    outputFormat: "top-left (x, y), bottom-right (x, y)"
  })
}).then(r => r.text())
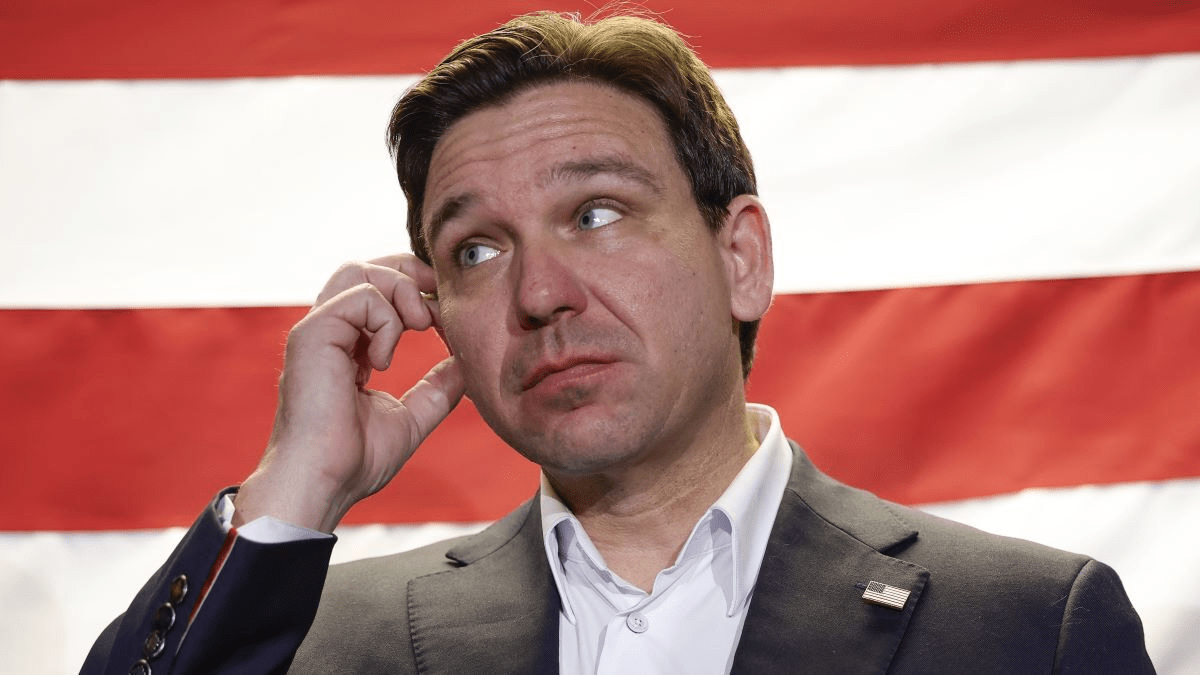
top-left (520, 356), bottom-right (618, 392)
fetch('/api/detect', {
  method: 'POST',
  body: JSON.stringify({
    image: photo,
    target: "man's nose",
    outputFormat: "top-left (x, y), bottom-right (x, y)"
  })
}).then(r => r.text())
top-left (512, 243), bottom-right (587, 330)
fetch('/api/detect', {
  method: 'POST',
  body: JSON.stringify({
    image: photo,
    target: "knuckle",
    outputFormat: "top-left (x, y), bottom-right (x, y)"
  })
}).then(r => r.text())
top-left (333, 260), bottom-right (367, 277)
top-left (285, 315), bottom-right (318, 346)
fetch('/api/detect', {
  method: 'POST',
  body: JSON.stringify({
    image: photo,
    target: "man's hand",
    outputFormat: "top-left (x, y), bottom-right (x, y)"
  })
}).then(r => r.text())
top-left (233, 255), bottom-right (465, 533)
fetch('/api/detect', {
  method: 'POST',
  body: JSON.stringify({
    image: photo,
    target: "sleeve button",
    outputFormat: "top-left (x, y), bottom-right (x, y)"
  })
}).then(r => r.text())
top-left (169, 575), bottom-right (189, 605)
top-left (129, 658), bottom-right (152, 675)
top-left (143, 629), bottom-right (166, 659)
top-left (152, 603), bottom-right (176, 632)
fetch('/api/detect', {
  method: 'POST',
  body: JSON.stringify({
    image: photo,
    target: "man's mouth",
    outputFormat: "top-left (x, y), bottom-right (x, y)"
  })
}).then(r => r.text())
top-left (521, 357), bottom-right (617, 392)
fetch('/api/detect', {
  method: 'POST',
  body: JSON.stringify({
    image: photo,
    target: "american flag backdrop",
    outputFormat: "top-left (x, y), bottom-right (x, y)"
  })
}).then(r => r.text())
top-left (2, 1), bottom-right (1199, 672)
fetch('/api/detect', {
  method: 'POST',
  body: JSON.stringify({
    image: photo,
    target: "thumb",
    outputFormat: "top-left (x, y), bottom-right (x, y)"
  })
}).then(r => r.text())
top-left (398, 356), bottom-right (466, 447)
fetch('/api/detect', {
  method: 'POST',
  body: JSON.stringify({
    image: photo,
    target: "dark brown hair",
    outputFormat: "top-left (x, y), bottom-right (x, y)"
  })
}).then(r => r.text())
top-left (387, 11), bottom-right (762, 377)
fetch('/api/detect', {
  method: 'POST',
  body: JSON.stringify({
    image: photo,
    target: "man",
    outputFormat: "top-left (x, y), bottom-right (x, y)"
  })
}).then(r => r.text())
top-left (84, 11), bottom-right (1154, 674)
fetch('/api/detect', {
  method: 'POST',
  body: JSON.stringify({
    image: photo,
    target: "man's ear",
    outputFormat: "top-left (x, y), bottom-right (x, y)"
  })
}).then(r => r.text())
top-left (719, 194), bottom-right (774, 322)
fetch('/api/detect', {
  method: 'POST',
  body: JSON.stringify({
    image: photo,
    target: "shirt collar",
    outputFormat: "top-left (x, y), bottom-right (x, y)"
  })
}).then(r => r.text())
top-left (539, 482), bottom-right (584, 623)
top-left (708, 403), bottom-right (792, 613)
top-left (539, 403), bottom-right (792, 619)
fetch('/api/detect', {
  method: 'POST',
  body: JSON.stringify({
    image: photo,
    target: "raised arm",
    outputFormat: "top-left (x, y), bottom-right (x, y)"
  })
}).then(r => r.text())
top-left (82, 255), bottom-right (465, 674)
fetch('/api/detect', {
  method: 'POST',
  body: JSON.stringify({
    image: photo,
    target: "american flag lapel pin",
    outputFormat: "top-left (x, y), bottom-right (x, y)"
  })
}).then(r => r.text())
top-left (860, 580), bottom-right (910, 610)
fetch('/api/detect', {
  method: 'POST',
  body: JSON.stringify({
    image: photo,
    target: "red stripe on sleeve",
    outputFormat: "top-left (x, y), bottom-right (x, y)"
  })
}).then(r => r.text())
top-left (189, 528), bottom-right (238, 625)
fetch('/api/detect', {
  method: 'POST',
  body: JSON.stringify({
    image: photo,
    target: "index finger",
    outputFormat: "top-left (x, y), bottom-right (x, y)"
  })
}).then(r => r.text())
top-left (366, 254), bottom-right (440, 328)
top-left (367, 254), bottom-right (437, 294)
top-left (313, 256), bottom-right (435, 332)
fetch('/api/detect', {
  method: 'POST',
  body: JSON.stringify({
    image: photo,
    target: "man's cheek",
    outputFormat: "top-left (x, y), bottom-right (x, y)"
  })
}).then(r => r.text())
top-left (448, 345), bottom-right (491, 405)
top-left (437, 306), bottom-right (466, 358)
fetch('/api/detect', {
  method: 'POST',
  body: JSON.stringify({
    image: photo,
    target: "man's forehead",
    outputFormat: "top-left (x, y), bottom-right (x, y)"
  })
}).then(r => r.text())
top-left (430, 83), bottom-right (662, 161)
top-left (421, 83), bottom-right (677, 247)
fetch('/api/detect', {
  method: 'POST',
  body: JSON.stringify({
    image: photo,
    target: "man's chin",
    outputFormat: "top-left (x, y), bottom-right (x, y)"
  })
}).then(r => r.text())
top-left (505, 410), bottom-right (656, 473)
top-left (528, 448), bottom-right (647, 481)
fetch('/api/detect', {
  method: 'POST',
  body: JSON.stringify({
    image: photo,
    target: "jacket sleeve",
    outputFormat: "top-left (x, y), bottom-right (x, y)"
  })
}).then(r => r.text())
top-left (80, 490), bottom-right (337, 675)
top-left (1054, 558), bottom-right (1156, 673)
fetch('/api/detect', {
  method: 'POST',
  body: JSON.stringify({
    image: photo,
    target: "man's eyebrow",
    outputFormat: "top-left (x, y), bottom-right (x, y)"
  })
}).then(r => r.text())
top-left (426, 192), bottom-right (476, 251)
top-left (425, 157), bottom-right (662, 250)
top-left (545, 157), bottom-right (664, 195)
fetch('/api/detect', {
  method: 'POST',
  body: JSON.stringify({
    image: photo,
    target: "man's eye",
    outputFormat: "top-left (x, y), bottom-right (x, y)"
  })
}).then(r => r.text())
top-left (578, 207), bottom-right (622, 230)
top-left (456, 242), bottom-right (500, 267)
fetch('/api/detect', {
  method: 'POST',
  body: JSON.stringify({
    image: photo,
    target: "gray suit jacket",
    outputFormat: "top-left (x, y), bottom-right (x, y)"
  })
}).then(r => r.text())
top-left (85, 443), bottom-right (1154, 673)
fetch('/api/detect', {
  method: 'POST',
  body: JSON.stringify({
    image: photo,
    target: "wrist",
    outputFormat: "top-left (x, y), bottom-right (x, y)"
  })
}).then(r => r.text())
top-left (233, 462), bottom-right (354, 533)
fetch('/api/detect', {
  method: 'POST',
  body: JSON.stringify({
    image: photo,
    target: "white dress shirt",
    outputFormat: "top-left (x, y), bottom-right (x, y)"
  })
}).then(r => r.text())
top-left (540, 403), bottom-right (792, 674)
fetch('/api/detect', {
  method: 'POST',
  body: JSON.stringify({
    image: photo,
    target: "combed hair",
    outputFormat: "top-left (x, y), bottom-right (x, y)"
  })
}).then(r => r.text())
top-left (387, 11), bottom-right (762, 377)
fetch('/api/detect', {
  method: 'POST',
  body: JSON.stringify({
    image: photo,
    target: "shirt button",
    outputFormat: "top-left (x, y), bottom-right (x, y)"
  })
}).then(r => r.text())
top-left (626, 612), bottom-right (649, 634)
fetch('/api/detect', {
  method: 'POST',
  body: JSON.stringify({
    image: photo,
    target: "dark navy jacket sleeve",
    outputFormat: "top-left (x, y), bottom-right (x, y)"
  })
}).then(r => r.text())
top-left (80, 490), bottom-right (336, 674)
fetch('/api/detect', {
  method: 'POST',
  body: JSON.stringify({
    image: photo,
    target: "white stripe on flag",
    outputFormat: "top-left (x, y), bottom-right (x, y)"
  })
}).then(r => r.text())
top-left (3, 53), bottom-right (1200, 308)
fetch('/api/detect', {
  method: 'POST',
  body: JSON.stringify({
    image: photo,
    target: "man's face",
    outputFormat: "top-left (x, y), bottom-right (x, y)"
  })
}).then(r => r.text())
top-left (423, 81), bottom-right (747, 476)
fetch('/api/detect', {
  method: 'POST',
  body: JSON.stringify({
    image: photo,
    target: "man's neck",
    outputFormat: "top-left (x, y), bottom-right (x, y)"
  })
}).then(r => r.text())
top-left (545, 400), bottom-right (760, 592)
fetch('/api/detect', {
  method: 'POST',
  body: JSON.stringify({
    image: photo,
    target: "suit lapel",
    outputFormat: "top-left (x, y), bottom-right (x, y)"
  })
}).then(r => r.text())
top-left (732, 443), bottom-right (929, 674)
top-left (406, 498), bottom-right (559, 675)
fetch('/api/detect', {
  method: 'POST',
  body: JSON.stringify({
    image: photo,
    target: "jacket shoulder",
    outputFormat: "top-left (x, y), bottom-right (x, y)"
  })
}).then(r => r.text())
top-left (879, 500), bottom-right (1153, 672)
top-left (785, 444), bottom-right (1152, 672)
top-left (890, 501), bottom-right (1088, 571)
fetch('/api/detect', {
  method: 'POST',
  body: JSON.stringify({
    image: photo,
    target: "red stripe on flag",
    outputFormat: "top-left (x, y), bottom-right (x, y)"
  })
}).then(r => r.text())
top-left (3, 271), bottom-right (1198, 530)
top-left (2, 0), bottom-right (1199, 79)
top-left (753, 271), bottom-right (1200, 505)
top-left (0, 307), bottom-right (534, 531)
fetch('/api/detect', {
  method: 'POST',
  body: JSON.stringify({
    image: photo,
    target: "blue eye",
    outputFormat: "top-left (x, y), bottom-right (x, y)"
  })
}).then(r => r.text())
top-left (578, 207), bottom-right (621, 230)
top-left (457, 242), bottom-right (500, 267)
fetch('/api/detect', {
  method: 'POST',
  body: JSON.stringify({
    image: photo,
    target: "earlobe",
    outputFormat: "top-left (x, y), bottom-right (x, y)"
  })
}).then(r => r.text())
top-left (720, 195), bottom-right (774, 322)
